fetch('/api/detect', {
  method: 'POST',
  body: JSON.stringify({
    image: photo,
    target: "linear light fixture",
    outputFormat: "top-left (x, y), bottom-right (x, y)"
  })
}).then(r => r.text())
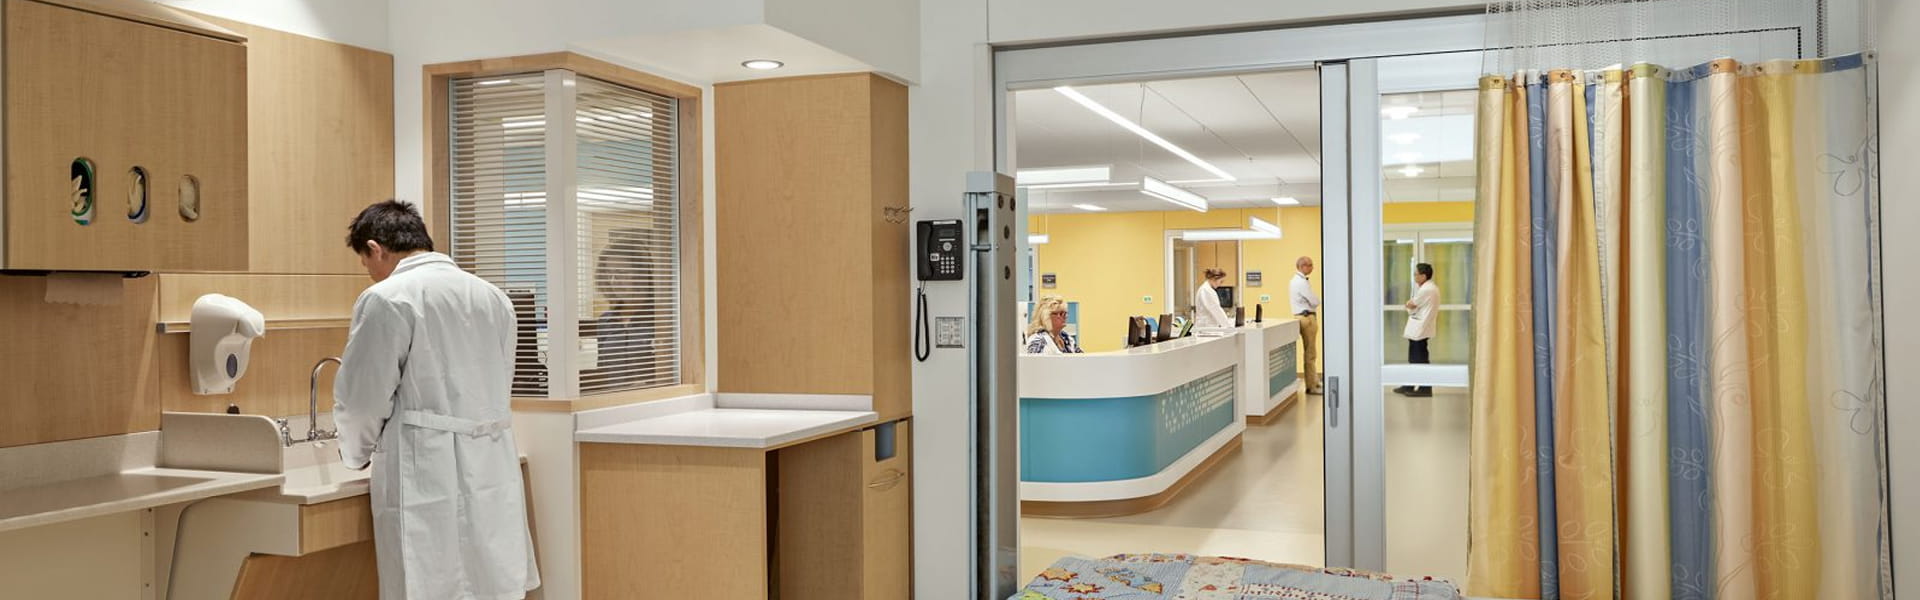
top-left (1028, 234), bottom-right (1051, 245)
top-left (1182, 229), bottom-right (1262, 241)
top-left (1140, 176), bottom-right (1208, 213)
top-left (1054, 86), bottom-right (1236, 182)
top-left (1023, 182), bottom-right (1134, 191)
top-left (1249, 216), bottom-right (1280, 237)
top-left (1071, 203), bottom-right (1108, 212)
top-left (1271, 197), bottom-right (1300, 206)
top-left (1017, 165), bottom-right (1111, 186)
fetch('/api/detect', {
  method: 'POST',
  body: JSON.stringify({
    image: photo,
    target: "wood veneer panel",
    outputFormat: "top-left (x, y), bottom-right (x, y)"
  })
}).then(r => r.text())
top-left (298, 495), bottom-right (374, 555)
top-left (4, 0), bottom-right (247, 272)
top-left (229, 541), bottom-right (379, 600)
top-left (0, 275), bottom-right (161, 448)
top-left (579, 442), bottom-right (767, 599)
top-left (868, 77), bottom-right (912, 421)
top-left (158, 327), bottom-right (347, 417)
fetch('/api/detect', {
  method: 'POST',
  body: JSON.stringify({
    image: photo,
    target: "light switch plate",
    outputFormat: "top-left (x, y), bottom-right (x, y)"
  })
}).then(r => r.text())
top-left (1142, 296), bottom-right (1153, 304)
top-left (1260, 294), bottom-right (1272, 302)
top-left (935, 317), bottom-right (966, 348)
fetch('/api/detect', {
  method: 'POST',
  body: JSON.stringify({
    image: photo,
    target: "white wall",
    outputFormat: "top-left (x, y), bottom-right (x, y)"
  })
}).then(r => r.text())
top-left (1874, 0), bottom-right (1919, 588)
top-left (985, 0), bottom-right (1476, 44)
top-left (157, 0), bottom-right (390, 50)
top-left (766, 0), bottom-right (919, 81)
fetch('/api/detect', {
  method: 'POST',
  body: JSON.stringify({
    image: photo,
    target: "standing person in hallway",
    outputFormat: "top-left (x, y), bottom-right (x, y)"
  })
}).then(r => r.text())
top-left (334, 200), bottom-right (541, 600)
top-left (1291, 257), bottom-right (1323, 394)
top-left (1193, 268), bottom-right (1234, 329)
top-left (1396, 262), bottom-right (1439, 397)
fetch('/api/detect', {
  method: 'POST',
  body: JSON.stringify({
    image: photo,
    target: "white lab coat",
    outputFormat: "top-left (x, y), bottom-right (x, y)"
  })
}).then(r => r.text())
top-left (334, 252), bottom-right (540, 600)
top-left (1194, 281), bottom-right (1233, 328)
top-left (1403, 280), bottom-right (1440, 341)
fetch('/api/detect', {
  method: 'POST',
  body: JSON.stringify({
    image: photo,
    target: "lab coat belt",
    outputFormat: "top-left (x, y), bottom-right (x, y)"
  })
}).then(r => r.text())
top-left (399, 410), bottom-right (512, 437)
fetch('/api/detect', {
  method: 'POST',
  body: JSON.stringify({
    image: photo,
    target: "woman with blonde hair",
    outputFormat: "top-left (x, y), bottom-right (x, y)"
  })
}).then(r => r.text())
top-left (1024, 297), bottom-right (1083, 354)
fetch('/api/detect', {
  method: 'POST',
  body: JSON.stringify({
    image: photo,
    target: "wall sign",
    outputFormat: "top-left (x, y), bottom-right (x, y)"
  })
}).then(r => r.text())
top-left (1041, 273), bottom-right (1057, 288)
top-left (1246, 271), bottom-right (1263, 287)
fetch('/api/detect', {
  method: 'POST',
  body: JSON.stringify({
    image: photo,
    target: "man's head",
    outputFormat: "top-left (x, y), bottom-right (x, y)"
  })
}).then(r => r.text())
top-left (346, 200), bottom-right (434, 282)
top-left (1297, 256), bottom-right (1315, 276)
top-left (1415, 262), bottom-right (1434, 285)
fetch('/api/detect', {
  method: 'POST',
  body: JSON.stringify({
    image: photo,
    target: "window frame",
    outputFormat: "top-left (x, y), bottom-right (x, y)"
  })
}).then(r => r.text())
top-left (425, 53), bottom-right (705, 411)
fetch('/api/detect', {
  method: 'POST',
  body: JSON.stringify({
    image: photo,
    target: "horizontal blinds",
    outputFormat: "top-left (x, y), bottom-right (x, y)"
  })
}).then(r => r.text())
top-left (574, 76), bottom-right (681, 394)
top-left (449, 72), bottom-right (551, 397)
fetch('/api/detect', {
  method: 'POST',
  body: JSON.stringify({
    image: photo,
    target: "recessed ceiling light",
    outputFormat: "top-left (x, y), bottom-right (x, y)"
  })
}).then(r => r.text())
top-left (1071, 204), bottom-right (1108, 212)
top-left (1398, 165), bottom-right (1426, 177)
top-left (1055, 86), bottom-right (1236, 182)
top-left (1271, 197), bottom-right (1300, 206)
top-left (1382, 106), bottom-right (1420, 120)
top-left (742, 59), bottom-right (785, 71)
top-left (1028, 234), bottom-right (1051, 245)
top-left (477, 79), bottom-right (513, 86)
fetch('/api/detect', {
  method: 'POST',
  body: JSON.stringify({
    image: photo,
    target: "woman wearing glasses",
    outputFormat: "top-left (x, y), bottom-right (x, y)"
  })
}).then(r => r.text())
top-left (1024, 296), bottom-right (1083, 354)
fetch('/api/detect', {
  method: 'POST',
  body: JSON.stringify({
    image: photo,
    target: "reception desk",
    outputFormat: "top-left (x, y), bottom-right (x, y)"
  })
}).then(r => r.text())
top-left (1018, 334), bottom-right (1244, 517)
top-left (1017, 318), bottom-right (1302, 517)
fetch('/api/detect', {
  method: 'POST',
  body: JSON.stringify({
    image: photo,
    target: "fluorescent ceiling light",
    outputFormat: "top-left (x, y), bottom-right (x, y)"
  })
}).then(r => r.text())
top-left (1140, 176), bottom-right (1208, 212)
top-left (1028, 234), bottom-right (1050, 245)
top-left (1166, 178), bottom-right (1234, 185)
top-left (477, 79), bottom-right (513, 86)
top-left (1071, 204), bottom-right (1108, 212)
top-left (1023, 182), bottom-right (1134, 191)
top-left (1054, 86), bottom-right (1236, 182)
top-left (1249, 216), bottom-right (1280, 237)
top-left (1271, 197), bottom-right (1300, 206)
top-left (1017, 165), bottom-right (1111, 186)
top-left (1398, 165), bottom-right (1426, 177)
top-left (1182, 229), bottom-right (1265, 241)
top-left (1382, 106), bottom-right (1420, 120)
top-left (742, 59), bottom-right (785, 70)
top-left (1389, 132), bottom-right (1422, 144)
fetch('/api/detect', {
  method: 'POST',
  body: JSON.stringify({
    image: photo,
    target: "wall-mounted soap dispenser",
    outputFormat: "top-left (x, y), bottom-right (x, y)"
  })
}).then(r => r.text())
top-left (190, 294), bottom-right (265, 395)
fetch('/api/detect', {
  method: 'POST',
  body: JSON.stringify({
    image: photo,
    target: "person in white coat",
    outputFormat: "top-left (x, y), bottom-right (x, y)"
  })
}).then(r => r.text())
top-left (1396, 262), bottom-right (1440, 397)
top-left (334, 200), bottom-right (540, 600)
top-left (1193, 268), bottom-right (1234, 329)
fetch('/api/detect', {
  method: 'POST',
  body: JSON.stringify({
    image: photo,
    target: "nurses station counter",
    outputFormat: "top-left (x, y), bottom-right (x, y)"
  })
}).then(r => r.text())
top-left (1018, 318), bottom-right (1302, 518)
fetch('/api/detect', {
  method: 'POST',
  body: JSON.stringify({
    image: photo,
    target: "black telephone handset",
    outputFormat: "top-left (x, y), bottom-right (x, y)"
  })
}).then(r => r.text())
top-left (916, 220), bottom-right (965, 281)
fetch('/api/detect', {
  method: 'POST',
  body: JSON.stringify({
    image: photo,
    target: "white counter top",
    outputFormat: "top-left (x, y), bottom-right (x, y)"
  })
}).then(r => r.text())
top-left (0, 467), bottom-right (283, 534)
top-left (577, 409), bottom-right (877, 448)
top-left (1020, 333), bottom-right (1243, 399)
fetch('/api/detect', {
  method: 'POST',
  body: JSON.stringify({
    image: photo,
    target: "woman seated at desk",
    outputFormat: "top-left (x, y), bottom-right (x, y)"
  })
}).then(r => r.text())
top-left (1025, 296), bottom-right (1083, 354)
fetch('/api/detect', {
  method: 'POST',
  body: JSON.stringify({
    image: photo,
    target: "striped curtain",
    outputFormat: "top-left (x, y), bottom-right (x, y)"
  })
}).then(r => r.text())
top-left (1466, 55), bottom-right (1887, 600)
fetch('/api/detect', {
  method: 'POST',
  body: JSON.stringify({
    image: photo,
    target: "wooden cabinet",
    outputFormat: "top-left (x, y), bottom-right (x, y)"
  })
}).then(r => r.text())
top-left (715, 73), bottom-right (911, 420)
top-left (3, 0), bottom-right (248, 272)
top-left (777, 420), bottom-right (911, 600)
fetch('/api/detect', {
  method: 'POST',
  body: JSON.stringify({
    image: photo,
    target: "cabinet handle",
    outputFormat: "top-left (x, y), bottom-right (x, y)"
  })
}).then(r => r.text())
top-left (867, 469), bottom-right (906, 491)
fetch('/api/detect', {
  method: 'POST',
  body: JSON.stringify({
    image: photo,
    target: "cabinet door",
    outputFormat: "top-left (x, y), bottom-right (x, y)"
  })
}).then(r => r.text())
top-left (862, 421), bottom-right (912, 599)
top-left (5, 0), bottom-right (247, 271)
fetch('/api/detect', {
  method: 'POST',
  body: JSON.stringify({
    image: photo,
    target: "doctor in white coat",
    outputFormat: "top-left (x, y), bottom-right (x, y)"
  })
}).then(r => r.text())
top-left (1193, 268), bottom-right (1234, 329)
top-left (334, 200), bottom-right (540, 599)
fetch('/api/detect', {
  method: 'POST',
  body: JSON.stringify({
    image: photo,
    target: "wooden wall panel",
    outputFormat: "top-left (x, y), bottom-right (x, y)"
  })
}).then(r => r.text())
top-left (868, 78), bottom-right (911, 421)
top-left (157, 274), bottom-right (367, 323)
top-left (716, 74), bottom-right (875, 397)
top-left (862, 421), bottom-right (912, 598)
top-left (0, 276), bottom-right (161, 448)
top-left (776, 431), bottom-right (864, 600)
top-left (190, 13), bottom-right (396, 275)
top-left (229, 541), bottom-right (380, 600)
top-left (4, 0), bottom-right (248, 272)
top-left (299, 495), bottom-right (374, 554)
top-left (579, 443), bottom-right (767, 599)
top-left (159, 327), bottom-right (347, 417)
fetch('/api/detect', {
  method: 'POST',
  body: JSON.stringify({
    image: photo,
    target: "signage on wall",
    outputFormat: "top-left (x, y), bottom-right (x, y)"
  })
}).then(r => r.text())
top-left (1246, 271), bottom-right (1263, 287)
top-left (1041, 273), bottom-right (1057, 289)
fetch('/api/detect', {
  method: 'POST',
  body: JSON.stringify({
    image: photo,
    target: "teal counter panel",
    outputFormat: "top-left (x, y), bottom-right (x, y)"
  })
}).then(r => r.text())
top-left (1020, 366), bottom-right (1237, 483)
top-left (1267, 341), bottom-right (1298, 399)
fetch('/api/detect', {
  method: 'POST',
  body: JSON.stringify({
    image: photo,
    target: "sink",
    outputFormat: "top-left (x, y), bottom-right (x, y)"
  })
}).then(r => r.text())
top-left (279, 439), bottom-right (369, 501)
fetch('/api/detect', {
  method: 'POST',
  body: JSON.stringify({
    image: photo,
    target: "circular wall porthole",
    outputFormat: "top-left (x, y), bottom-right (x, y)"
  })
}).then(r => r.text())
top-left (127, 167), bottom-right (150, 224)
top-left (178, 175), bottom-right (201, 222)
top-left (70, 158), bottom-right (96, 225)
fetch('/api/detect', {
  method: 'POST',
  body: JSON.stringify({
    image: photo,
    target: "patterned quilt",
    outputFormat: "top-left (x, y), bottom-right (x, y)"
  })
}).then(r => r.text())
top-left (1016, 554), bottom-right (1462, 600)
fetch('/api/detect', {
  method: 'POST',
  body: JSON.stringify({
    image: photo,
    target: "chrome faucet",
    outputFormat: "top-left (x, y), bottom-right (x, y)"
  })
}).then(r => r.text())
top-left (305, 357), bottom-right (342, 444)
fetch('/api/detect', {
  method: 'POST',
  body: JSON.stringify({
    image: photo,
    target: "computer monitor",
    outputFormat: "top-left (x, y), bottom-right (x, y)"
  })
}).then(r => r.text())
top-left (1126, 316), bottom-right (1151, 347)
top-left (1156, 313), bottom-right (1174, 342)
top-left (1214, 285), bottom-right (1235, 309)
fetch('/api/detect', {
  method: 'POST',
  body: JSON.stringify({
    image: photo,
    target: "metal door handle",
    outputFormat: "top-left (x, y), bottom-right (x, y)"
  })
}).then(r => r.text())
top-left (1327, 376), bottom-right (1341, 428)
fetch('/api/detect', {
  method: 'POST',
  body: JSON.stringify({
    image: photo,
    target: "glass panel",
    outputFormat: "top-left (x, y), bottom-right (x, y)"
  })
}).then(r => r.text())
top-left (1382, 238), bottom-right (1414, 304)
top-left (1421, 239), bottom-right (1474, 305)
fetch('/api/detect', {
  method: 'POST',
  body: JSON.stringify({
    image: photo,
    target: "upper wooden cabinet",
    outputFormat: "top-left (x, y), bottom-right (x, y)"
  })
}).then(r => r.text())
top-left (3, 0), bottom-right (248, 272)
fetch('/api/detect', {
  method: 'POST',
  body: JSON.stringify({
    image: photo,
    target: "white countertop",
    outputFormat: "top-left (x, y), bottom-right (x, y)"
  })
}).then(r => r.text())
top-left (576, 408), bottom-right (878, 448)
top-left (1020, 332), bottom-right (1244, 400)
top-left (0, 467), bottom-right (283, 534)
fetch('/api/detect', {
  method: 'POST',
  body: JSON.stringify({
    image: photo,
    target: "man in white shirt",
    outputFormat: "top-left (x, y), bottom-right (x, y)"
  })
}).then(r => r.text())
top-left (1290, 256), bottom-right (1322, 394)
top-left (1396, 262), bottom-right (1440, 397)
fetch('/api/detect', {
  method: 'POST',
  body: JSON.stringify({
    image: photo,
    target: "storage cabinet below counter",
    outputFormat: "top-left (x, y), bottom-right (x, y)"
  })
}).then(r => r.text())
top-left (3, 0), bottom-right (248, 272)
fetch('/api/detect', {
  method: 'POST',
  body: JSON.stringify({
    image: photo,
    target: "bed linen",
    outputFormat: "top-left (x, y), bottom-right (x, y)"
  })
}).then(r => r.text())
top-left (1017, 553), bottom-right (1462, 600)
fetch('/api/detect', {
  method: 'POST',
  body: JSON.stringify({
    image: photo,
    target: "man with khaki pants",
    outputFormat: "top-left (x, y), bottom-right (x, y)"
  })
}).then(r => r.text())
top-left (1290, 256), bottom-right (1323, 394)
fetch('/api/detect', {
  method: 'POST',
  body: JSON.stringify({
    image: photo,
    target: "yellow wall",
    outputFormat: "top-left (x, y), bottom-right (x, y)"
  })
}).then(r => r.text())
top-left (1029, 201), bottom-right (1472, 355)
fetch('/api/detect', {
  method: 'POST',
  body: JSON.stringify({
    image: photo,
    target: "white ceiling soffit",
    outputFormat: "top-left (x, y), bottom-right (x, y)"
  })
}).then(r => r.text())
top-left (573, 24), bottom-right (876, 86)
top-left (1015, 69), bottom-right (1326, 214)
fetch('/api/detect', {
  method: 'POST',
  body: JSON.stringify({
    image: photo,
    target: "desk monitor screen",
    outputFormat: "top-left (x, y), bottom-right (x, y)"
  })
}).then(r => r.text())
top-left (1214, 285), bottom-right (1235, 309)
top-left (1156, 314), bottom-right (1174, 342)
top-left (1125, 316), bottom-right (1150, 347)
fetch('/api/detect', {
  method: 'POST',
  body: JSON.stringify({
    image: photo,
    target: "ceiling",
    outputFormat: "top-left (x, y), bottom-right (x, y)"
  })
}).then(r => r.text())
top-left (1013, 71), bottom-right (1477, 214)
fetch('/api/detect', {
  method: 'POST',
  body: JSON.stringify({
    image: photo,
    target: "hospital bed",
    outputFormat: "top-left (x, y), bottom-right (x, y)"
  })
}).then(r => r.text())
top-left (1015, 553), bottom-right (1464, 600)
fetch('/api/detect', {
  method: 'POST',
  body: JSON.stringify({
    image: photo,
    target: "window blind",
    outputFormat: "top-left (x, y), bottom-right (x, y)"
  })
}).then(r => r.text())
top-left (448, 70), bottom-right (682, 398)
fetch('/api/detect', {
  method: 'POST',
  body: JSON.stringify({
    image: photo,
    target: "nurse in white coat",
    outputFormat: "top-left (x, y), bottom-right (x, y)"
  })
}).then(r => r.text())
top-left (1192, 268), bottom-right (1234, 329)
top-left (333, 200), bottom-right (540, 600)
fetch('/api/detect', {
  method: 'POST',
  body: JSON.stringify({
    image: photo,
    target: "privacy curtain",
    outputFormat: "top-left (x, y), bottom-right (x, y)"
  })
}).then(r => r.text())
top-left (1466, 55), bottom-right (1887, 600)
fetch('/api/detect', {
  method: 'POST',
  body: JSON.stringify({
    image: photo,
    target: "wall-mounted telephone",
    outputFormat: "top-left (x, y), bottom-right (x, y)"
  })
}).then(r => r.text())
top-left (916, 220), bottom-right (964, 281)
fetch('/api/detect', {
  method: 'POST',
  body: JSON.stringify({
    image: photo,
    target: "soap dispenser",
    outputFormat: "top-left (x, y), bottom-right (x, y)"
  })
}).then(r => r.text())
top-left (189, 294), bottom-right (266, 395)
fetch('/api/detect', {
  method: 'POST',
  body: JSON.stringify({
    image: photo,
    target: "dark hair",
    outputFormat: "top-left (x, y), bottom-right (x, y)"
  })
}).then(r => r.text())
top-left (346, 200), bottom-right (434, 255)
top-left (1204, 268), bottom-right (1227, 280)
top-left (1416, 262), bottom-right (1434, 279)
